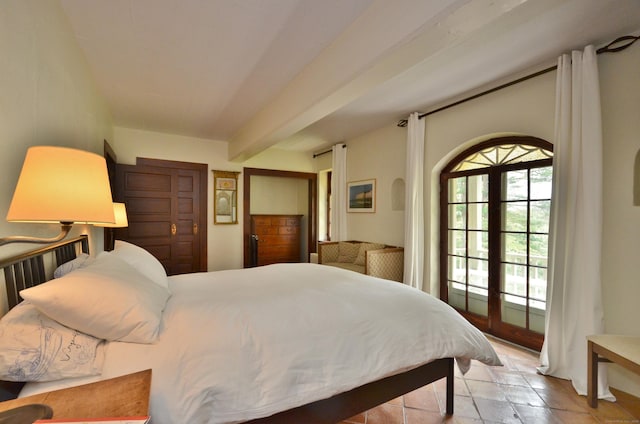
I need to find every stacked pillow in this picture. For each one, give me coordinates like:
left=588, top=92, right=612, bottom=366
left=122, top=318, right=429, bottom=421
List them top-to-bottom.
left=0, top=241, right=170, bottom=382
left=0, top=302, right=105, bottom=382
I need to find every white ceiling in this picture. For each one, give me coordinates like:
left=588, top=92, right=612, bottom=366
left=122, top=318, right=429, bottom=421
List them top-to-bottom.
left=59, top=0, right=640, bottom=160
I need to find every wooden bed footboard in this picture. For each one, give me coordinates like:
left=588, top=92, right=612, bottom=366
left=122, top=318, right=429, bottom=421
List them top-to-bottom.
left=245, top=357, right=454, bottom=424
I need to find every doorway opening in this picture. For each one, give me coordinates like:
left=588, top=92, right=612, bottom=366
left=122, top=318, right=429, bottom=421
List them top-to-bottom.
left=242, top=168, right=317, bottom=268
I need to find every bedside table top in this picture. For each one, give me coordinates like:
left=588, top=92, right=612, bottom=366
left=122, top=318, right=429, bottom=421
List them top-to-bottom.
left=0, top=369, right=151, bottom=419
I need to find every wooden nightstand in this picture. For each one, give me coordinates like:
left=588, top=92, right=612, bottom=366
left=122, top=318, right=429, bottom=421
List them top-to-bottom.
left=0, top=369, right=151, bottom=418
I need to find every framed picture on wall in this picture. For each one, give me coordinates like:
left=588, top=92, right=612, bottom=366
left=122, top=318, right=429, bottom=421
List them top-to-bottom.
left=213, top=170, right=240, bottom=224
left=347, top=179, right=376, bottom=213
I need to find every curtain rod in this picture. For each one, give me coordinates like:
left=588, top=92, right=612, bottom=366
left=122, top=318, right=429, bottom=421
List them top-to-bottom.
left=396, top=34, right=639, bottom=127
left=313, top=143, right=346, bottom=158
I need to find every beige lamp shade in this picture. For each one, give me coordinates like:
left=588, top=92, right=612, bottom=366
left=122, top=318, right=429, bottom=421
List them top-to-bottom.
left=6, top=146, right=115, bottom=225
left=96, top=202, right=128, bottom=228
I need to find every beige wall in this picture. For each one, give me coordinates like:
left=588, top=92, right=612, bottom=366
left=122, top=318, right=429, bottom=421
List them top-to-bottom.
left=0, top=0, right=113, bottom=313
left=599, top=45, right=640, bottom=396
left=344, top=124, right=407, bottom=247
left=244, top=147, right=315, bottom=173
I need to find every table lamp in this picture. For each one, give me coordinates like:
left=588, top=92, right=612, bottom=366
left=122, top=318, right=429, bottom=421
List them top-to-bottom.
left=95, top=202, right=129, bottom=250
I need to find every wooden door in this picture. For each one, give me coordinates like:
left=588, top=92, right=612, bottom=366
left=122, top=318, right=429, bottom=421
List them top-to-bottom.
left=115, top=159, right=207, bottom=275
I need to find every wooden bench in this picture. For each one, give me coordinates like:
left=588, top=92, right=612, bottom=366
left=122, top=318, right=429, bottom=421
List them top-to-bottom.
left=587, top=334, right=640, bottom=408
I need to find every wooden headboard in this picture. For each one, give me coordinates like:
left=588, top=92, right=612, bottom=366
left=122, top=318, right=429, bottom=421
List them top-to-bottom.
left=0, top=235, right=89, bottom=310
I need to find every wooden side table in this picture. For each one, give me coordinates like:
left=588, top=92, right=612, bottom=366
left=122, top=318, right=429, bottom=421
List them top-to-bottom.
left=587, top=335, right=640, bottom=408
left=0, top=369, right=151, bottom=418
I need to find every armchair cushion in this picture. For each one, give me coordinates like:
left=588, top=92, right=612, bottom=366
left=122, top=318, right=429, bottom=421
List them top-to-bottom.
left=337, top=242, right=360, bottom=263
left=354, top=243, right=385, bottom=266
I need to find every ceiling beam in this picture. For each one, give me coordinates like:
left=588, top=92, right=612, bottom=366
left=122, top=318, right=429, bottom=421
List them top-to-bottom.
left=228, top=0, right=545, bottom=161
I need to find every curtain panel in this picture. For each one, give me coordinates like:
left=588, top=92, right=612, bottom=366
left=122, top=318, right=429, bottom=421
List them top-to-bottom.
left=538, top=45, right=613, bottom=401
left=403, top=112, right=425, bottom=289
left=331, top=143, right=348, bottom=241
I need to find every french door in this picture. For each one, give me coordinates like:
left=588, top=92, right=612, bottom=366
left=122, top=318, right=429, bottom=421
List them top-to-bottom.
left=439, top=137, right=553, bottom=351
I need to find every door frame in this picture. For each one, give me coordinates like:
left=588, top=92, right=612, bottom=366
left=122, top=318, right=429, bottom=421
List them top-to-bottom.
left=242, top=167, right=317, bottom=268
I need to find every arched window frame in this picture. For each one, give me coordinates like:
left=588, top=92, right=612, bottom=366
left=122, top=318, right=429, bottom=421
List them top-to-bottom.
left=439, top=135, right=553, bottom=351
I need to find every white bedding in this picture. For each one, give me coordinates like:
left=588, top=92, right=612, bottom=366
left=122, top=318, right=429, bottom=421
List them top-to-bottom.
left=21, top=263, right=501, bottom=423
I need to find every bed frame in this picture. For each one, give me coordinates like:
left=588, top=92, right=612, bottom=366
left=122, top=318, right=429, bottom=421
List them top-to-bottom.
left=0, top=235, right=89, bottom=401
left=0, top=236, right=455, bottom=423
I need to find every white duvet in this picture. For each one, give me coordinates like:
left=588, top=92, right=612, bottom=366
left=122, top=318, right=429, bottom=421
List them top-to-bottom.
left=22, top=263, right=501, bottom=423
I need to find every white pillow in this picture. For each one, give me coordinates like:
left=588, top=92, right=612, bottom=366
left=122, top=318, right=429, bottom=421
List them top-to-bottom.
left=112, top=240, right=169, bottom=290
left=20, top=253, right=171, bottom=344
left=53, top=253, right=93, bottom=278
left=0, top=302, right=104, bottom=382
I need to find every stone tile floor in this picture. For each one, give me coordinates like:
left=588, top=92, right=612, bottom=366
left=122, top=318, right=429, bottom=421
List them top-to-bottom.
left=340, top=336, right=640, bottom=423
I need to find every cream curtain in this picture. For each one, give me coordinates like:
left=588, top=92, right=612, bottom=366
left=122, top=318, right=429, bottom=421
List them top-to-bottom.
left=538, top=45, right=613, bottom=401
left=403, top=113, right=425, bottom=289
left=330, top=143, right=348, bottom=241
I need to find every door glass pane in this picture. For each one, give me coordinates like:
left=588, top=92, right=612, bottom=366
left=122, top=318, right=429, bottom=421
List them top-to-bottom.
left=530, top=167, right=553, bottom=200
left=503, top=170, right=528, bottom=201
left=468, top=174, right=488, bottom=202
left=449, top=177, right=466, bottom=202
left=530, top=200, right=550, bottom=233
left=503, top=202, right=528, bottom=232
left=468, top=203, right=487, bottom=230
left=449, top=204, right=466, bottom=229
left=448, top=230, right=466, bottom=255
left=469, top=230, right=488, bottom=259
left=502, top=232, right=527, bottom=263
left=529, top=234, right=548, bottom=267
left=448, top=256, right=466, bottom=283
left=468, top=258, right=488, bottom=289
left=501, top=263, right=527, bottom=296
left=529, top=266, right=547, bottom=302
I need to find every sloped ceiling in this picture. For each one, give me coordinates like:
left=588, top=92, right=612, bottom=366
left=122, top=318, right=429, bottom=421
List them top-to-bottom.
left=59, top=0, right=640, bottom=160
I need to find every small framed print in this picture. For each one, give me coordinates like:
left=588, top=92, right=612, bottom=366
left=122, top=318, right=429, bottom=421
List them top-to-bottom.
left=213, top=170, right=240, bottom=224
left=347, top=179, right=375, bottom=213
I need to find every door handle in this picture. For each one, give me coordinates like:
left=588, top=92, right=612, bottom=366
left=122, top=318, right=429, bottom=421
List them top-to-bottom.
left=171, top=223, right=177, bottom=236
left=193, top=223, right=198, bottom=235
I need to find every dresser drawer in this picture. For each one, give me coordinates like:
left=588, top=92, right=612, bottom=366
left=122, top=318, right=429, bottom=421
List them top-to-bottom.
left=251, top=214, right=303, bottom=266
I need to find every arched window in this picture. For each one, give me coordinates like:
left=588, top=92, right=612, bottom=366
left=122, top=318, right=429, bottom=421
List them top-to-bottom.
left=440, top=136, right=553, bottom=351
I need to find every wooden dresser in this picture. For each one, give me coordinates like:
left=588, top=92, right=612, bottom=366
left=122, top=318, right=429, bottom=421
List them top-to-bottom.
left=251, top=214, right=302, bottom=266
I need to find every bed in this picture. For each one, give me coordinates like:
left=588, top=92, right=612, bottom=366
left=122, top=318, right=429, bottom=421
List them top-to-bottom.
left=0, top=236, right=501, bottom=423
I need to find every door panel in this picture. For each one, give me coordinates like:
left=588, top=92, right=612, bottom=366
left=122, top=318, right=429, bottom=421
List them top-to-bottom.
left=115, top=162, right=206, bottom=275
